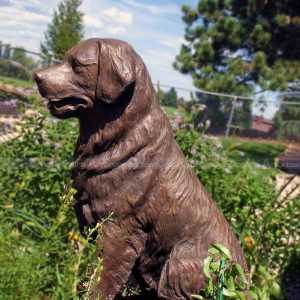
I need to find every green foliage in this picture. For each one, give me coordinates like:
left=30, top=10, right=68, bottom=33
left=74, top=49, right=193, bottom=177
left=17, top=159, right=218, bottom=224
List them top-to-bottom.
left=40, top=0, right=84, bottom=64
left=175, top=0, right=300, bottom=93
left=0, top=41, right=37, bottom=80
left=11, top=47, right=37, bottom=71
left=0, top=58, right=32, bottom=81
left=0, top=75, right=35, bottom=88
left=156, top=82, right=165, bottom=105
left=274, top=83, right=300, bottom=142
left=161, top=87, right=178, bottom=108
left=0, top=91, right=298, bottom=298
left=192, top=94, right=252, bottom=133
left=0, top=112, right=77, bottom=220
left=174, top=127, right=299, bottom=298
left=221, top=138, right=286, bottom=166
left=0, top=186, right=98, bottom=299
left=193, top=244, right=248, bottom=299
left=248, top=265, right=282, bottom=300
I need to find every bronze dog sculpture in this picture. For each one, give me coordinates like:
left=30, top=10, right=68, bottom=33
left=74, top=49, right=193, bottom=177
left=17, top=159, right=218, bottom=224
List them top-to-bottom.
left=34, top=38, right=248, bottom=300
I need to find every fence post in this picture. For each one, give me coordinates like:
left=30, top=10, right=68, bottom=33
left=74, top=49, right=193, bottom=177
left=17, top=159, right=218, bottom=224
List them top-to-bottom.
left=225, top=96, right=237, bottom=136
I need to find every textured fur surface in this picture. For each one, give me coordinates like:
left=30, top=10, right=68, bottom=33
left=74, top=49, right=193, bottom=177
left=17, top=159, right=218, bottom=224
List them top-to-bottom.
left=35, top=38, right=248, bottom=300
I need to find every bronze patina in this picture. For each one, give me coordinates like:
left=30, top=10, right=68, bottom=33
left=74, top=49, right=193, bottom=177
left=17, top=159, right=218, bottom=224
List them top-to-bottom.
left=35, top=38, right=247, bottom=300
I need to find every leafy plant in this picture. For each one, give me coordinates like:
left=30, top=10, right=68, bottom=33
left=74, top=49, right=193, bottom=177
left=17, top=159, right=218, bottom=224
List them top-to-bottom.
left=0, top=93, right=298, bottom=298
left=174, top=126, right=299, bottom=298
left=192, top=243, right=248, bottom=300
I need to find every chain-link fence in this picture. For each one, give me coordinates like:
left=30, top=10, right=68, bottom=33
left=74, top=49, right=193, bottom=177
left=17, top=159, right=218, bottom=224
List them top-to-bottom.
left=157, top=86, right=300, bottom=144
left=158, top=86, right=300, bottom=174
left=189, top=92, right=300, bottom=143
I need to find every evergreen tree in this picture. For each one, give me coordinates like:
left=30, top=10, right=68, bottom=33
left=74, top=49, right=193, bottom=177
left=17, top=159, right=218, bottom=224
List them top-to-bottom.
left=41, top=0, right=84, bottom=65
left=174, top=0, right=300, bottom=132
left=175, top=0, right=300, bottom=93
left=156, top=81, right=165, bottom=105
left=274, top=83, right=300, bottom=142
left=162, top=87, right=178, bottom=108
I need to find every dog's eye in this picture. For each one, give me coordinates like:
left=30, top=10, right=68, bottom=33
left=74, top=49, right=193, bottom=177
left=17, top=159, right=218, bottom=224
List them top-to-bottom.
left=71, top=60, right=82, bottom=73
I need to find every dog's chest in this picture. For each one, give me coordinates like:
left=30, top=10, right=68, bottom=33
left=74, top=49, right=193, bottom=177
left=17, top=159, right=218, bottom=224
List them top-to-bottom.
left=72, top=165, right=154, bottom=219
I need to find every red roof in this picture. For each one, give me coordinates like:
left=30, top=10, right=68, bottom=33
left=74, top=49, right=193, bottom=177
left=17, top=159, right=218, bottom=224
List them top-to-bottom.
left=251, top=116, right=274, bottom=133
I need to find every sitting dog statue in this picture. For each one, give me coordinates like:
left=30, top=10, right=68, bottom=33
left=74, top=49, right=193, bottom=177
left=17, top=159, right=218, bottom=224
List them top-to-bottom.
left=34, top=38, right=248, bottom=300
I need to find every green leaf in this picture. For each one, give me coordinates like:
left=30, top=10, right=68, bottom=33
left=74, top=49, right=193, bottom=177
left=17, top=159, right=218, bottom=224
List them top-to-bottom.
left=211, top=243, right=232, bottom=260
left=208, top=247, right=220, bottom=255
left=203, top=256, right=213, bottom=279
left=210, top=261, right=221, bottom=272
left=55, top=263, right=62, bottom=286
left=234, top=263, right=248, bottom=284
left=257, top=265, right=272, bottom=280
left=225, top=276, right=235, bottom=291
left=207, top=278, right=213, bottom=293
left=270, top=281, right=281, bottom=297
left=223, top=287, right=237, bottom=297
left=249, top=287, right=260, bottom=300
left=235, top=291, right=247, bottom=300
left=192, top=295, right=204, bottom=299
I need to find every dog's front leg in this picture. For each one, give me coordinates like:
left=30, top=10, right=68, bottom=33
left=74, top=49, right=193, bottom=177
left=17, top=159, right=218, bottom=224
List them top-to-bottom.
left=89, top=221, right=146, bottom=300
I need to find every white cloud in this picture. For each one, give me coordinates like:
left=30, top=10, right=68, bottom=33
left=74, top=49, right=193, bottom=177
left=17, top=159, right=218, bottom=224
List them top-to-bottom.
left=0, top=0, right=196, bottom=99
left=122, top=0, right=180, bottom=16
left=0, top=4, right=51, bottom=51
left=0, top=6, right=49, bottom=24
left=102, top=7, right=133, bottom=25
left=84, top=14, right=103, bottom=29
left=107, top=26, right=126, bottom=35
left=160, top=37, right=185, bottom=51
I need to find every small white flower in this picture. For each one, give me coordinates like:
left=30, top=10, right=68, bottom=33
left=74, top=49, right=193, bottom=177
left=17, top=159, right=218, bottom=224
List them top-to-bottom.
left=49, top=118, right=58, bottom=124
left=205, top=120, right=211, bottom=128
left=215, top=141, right=222, bottom=148
left=54, top=142, right=61, bottom=149
left=190, top=147, right=197, bottom=155
left=238, top=151, right=245, bottom=157
left=212, top=152, right=221, bottom=160
left=48, top=160, right=56, bottom=167
left=224, top=168, right=231, bottom=174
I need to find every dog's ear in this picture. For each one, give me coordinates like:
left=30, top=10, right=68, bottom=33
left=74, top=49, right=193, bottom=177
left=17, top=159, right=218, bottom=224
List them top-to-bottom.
left=96, top=41, right=136, bottom=104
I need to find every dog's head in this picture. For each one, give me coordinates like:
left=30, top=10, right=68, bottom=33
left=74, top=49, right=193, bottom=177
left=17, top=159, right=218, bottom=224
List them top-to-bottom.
left=34, top=38, right=139, bottom=119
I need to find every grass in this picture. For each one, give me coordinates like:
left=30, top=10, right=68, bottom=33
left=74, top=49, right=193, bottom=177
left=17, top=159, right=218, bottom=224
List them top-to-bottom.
left=0, top=75, right=35, bottom=88
left=161, top=105, right=189, bottom=120
left=221, top=137, right=286, bottom=165
left=221, top=137, right=287, bottom=178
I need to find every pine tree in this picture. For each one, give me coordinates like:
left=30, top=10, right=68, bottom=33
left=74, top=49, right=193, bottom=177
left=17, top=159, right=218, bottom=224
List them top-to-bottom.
left=40, top=0, right=84, bottom=65
left=174, top=0, right=300, bottom=132
left=175, top=0, right=300, bottom=93
left=156, top=81, right=165, bottom=105
left=274, top=83, right=300, bottom=142
left=162, top=87, right=178, bottom=108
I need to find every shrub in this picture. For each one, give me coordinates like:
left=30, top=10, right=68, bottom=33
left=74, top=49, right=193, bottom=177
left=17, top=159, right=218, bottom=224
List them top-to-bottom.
left=0, top=58, right=32, bottom=81
left=0, top=97, right=298, bottom=298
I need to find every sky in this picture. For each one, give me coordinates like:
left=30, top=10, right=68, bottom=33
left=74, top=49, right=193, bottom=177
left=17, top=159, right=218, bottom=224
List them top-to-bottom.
left=0, top=0, right=279, bottom=118
left=0, top=0, right=198, bottom=97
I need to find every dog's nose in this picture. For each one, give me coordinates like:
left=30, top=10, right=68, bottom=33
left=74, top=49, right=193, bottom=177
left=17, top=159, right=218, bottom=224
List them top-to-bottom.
left=34, top=69, right=45, bottom=84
